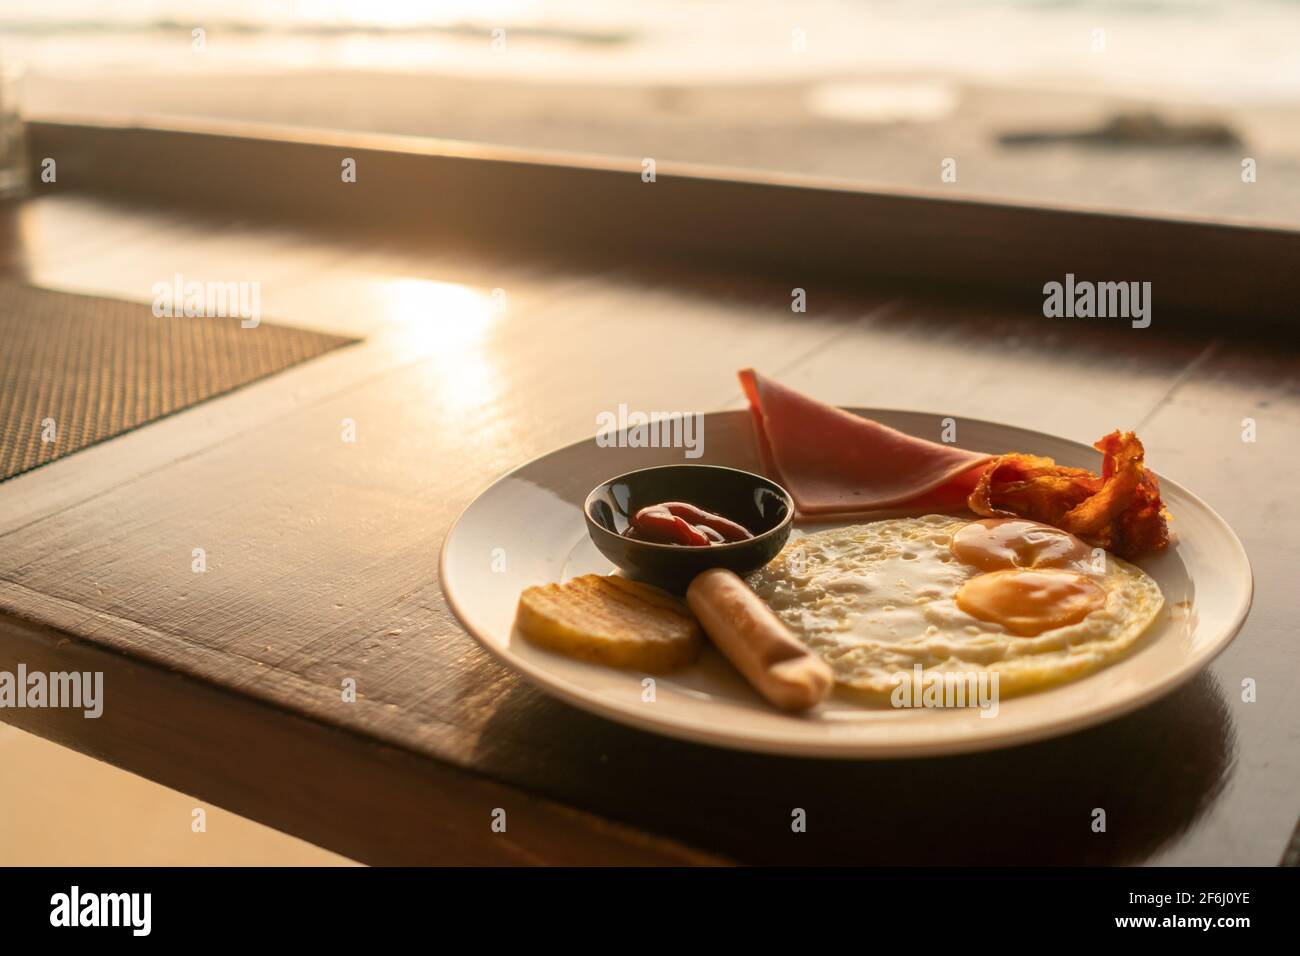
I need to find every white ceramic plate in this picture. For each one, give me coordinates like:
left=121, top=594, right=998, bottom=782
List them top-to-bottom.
left=440, top=410, right=1252, bottom=758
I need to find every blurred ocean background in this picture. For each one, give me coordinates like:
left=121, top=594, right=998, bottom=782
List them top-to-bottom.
left=3, top=0, right=1297, bottom=222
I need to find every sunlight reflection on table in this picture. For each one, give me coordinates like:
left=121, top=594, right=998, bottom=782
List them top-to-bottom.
left=381, top=276, right=503, bottom=414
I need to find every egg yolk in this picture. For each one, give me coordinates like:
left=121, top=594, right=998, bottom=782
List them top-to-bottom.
left=950, top=518, right=1092, bottom=572
left=955, top=568, right=1106, bottom=636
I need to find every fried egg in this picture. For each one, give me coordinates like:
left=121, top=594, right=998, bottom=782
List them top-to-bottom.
left=747, top=515, right=1163, bottom=698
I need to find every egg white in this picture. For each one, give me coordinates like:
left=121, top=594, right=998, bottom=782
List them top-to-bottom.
left=747, top=514, right=1164, bottom=698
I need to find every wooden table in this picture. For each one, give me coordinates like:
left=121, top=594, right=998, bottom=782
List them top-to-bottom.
left=2, top=127, right=1297, bottom=865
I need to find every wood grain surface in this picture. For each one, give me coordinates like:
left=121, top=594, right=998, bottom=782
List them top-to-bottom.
left=29, top=118, right=1300, bottom=330
left=1, top=190, right=1296, bottom=866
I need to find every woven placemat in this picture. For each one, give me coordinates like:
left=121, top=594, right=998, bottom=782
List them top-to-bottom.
left=0, top=282, right=356, bottom=481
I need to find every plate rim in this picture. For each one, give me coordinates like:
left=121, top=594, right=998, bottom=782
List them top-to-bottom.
left=439, top=407, right=1254, bottom=759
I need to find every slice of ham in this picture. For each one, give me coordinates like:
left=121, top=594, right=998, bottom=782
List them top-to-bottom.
left=738, top=368, right=994, bottom=515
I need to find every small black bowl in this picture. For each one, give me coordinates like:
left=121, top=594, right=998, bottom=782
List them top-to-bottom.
left=584, top=464, right=794, bottom=591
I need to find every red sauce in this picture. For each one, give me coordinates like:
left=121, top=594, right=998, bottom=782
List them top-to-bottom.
left=623, top=501, right=754, bottom=547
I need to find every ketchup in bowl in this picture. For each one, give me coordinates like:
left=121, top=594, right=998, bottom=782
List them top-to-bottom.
left=624, top=502, right=754, bottom=547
